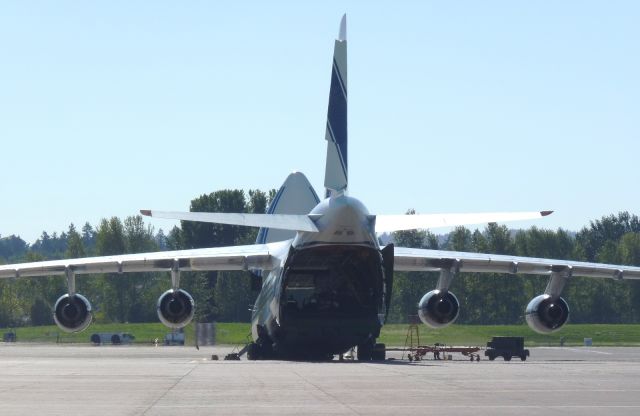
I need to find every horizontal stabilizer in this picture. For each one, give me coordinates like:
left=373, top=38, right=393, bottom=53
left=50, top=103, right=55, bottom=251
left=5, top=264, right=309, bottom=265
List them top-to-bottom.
left=141, top=210, right=319, bottom=232
left=375, top=211, right=553, bottom=233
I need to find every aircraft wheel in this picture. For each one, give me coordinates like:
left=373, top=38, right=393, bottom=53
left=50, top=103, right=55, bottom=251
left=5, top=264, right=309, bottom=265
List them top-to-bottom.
left=357, top=342, right=373, bottom=361
left=246, top=343, right=260, bottom=360
left=372, top=343, right=386, bottom=361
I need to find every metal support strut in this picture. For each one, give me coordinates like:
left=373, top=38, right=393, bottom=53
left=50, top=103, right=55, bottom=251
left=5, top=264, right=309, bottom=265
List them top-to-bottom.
left=171, top=259, right=181, bottom=291
left=436, top=259, right=460, bottom=292
left=65, top=266, right=76, bottom=296
left=545, top=266, right=572, bottom=299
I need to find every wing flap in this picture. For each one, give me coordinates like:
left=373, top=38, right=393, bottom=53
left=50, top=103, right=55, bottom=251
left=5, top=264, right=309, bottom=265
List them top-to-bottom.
left=0, top=243, right=284, bottom=279
left=394, top=247, right=640, bottom=280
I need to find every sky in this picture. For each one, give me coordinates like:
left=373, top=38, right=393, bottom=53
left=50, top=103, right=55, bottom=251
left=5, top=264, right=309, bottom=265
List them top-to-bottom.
left=1, top=1, right=639, bottom=244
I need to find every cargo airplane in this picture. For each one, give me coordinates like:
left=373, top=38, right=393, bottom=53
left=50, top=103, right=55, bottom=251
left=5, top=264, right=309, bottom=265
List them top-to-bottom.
left=2, top=16, right=639, bottom=360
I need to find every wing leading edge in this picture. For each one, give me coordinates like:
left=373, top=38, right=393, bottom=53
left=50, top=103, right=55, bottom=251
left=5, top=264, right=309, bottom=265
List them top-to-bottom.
left=375, top=211, right=553, bottom=233
left=0, top=241, right=288, bottom=279
left=394, top=246, right=640, bottom=280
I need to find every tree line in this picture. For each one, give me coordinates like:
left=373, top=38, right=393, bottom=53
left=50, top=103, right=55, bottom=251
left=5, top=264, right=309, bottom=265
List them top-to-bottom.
left=0, top=189, right=273, bottom=327
left=1, top=190, right=639, bottom=328
left=388, top=211, right=640, bottom=324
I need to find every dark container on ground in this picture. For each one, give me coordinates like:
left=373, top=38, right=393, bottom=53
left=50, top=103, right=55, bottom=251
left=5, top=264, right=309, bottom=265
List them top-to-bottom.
left=485, top=336, right=530, bottom=361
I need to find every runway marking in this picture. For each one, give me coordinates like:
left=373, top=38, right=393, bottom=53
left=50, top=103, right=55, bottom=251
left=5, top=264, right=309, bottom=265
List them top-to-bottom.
left=538, top=347, right=613, bottom=355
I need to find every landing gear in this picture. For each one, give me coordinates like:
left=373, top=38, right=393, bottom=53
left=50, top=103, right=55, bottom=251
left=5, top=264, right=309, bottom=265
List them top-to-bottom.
left=246, top=340, right=273, bottom=360
left=357, top=341, right=386, bottom=361
left=357, top=341, right=372, bottom=361
left=246, top=342, right=260, bottom=360
left=372, top=343, right=386, bottom=361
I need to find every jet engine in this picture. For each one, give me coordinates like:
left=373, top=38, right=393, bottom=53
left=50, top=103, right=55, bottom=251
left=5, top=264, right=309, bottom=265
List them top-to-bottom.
left=157, top=289, right=195, bottom=329
left=418, top=290, right=460, bottom=328
left=53, top=293, right=93, bottom=333
left=525, top=294, right=569, bottom=334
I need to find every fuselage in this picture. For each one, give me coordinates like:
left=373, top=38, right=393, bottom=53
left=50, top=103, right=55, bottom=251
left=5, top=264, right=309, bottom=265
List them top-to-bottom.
left=251, top=194, right=391, bottom=359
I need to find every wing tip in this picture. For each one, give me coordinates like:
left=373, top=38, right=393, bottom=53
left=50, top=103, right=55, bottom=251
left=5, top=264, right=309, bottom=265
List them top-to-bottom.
left=338, top=14, right=346, bottom=41
left=140, top=210, right=152, bottom=217
left=541, top=210, right=554, bottom=217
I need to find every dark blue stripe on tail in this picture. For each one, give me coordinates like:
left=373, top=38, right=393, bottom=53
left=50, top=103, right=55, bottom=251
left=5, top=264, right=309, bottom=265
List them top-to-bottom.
left=327, top=60, right=347, bottom=175
left=255, top=185, right=286, bottom=244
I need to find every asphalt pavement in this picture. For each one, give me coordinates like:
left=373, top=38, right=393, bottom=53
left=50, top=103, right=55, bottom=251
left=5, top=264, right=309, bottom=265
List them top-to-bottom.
left=1, top=343, right=639, bottom=415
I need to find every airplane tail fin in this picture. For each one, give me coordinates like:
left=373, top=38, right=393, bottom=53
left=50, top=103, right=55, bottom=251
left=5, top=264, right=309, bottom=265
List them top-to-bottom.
left=324, top=14, right=348, bottom=197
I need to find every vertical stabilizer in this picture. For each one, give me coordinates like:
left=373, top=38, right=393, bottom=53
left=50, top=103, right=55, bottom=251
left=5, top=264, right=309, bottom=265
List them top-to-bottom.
left=324, top=14, right=348, bottom=197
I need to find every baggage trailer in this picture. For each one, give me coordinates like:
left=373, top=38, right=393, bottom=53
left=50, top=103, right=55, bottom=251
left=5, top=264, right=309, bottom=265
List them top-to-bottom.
left=484, top=336, right=529, bottom=361
left=390, top=344, right=482, bottom=361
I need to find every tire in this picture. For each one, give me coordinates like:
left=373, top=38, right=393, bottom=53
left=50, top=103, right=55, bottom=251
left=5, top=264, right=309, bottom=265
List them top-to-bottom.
left=357, top=342, right=373, bottom=361
left=246, top=343, right=260, bottom=361
left=372, top=343, right=386, bottom=361
left=520, top=354, right=527, bottom=361
left=503, top=355, right=512, bottom=361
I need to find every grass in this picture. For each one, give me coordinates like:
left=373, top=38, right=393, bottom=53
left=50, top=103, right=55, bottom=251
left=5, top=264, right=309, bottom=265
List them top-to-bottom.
left=4, top=322, right=640, bottom=347
left=5, top=322, right=252, bottom=346
left=378, top=323, right=640, bottom=347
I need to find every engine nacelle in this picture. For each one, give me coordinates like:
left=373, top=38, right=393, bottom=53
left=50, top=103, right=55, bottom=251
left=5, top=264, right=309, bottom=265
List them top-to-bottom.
left=157, top=289, right=195, bottom=329
left=418, top=290, right=460, bottom=328
left=53, top=293, right=93, bottom=333
left=525, top=294, right=569, bottom=334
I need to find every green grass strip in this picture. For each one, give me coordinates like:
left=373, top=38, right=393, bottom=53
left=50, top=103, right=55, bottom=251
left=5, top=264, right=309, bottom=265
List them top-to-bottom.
left=4, top=323, right=640, bottom=347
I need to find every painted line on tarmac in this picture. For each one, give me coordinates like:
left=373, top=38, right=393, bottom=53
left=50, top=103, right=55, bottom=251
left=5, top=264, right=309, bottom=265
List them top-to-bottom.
left=538, top=347, right=612, bottom=355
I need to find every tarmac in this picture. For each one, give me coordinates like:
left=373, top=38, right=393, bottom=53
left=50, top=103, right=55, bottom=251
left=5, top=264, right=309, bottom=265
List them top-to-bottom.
left=1, top=343, right=640, bottom=415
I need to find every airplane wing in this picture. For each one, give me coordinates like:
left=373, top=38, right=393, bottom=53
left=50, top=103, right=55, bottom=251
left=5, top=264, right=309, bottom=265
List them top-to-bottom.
left=141, top=210, right=319, bottom=232
left=375, top=211, right=552, bottom=233
left=0, top=241, right=287, bottom=279
left=394, top=246, right=640, bottom=279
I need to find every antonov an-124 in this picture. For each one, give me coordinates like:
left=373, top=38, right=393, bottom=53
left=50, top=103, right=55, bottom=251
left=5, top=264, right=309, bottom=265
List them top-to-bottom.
left=2, top=15, right=639, bottom=360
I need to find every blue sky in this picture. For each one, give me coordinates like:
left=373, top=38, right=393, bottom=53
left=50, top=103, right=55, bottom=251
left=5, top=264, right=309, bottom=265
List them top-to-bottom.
left=1, top=1, right=639, bottom=243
